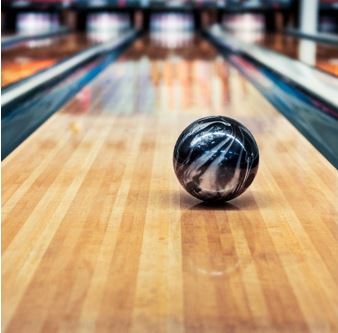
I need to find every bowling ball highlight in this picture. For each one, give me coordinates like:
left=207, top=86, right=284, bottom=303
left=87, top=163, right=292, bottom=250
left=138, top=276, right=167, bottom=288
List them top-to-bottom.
left=173, top=116, right=259, bottom=202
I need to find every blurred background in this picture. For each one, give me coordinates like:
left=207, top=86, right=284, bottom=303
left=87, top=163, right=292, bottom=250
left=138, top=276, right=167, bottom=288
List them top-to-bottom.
left=2, top=0, right=338, bottom=36
left=2, top=0, right=338, bottom=161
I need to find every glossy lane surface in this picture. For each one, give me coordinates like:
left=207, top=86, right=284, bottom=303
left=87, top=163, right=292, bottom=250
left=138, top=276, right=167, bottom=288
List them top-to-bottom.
left=1, top=33, right=100, bottom=88
left=2, top=34, right=338, bottom=333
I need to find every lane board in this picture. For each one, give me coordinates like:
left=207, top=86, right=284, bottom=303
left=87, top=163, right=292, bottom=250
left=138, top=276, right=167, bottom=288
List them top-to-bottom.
left=2, top=35, right=338, bottom=333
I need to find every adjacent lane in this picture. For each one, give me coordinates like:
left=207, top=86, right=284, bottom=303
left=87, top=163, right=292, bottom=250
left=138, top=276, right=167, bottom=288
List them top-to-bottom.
left=1, top=33, right=102, bottom=88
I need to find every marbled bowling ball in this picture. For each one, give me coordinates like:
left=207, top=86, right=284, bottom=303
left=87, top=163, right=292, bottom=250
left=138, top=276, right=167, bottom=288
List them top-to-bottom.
left=173, top=116, right=259, bottom=202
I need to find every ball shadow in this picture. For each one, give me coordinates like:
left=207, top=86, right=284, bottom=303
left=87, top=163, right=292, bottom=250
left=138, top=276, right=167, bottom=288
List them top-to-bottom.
left=179, top=191, right=259, bottom=211
left=190, top=201, right=239, bottom=211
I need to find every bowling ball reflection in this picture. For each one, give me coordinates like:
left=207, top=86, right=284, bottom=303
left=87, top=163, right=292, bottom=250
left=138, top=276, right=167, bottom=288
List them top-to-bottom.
left=173, top=116, right=259, bottom=202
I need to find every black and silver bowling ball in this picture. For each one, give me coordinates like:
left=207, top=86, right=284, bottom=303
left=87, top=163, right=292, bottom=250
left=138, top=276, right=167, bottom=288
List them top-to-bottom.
left=173, top=116, right=259, bottom=202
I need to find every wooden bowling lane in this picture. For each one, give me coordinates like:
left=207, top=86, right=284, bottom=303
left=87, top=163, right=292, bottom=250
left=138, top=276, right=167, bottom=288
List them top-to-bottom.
left=235, top=32, right=338, bottom=77
left=1, top=33, right=97, bottom=88
left=2, top=34, right=338, bottom=333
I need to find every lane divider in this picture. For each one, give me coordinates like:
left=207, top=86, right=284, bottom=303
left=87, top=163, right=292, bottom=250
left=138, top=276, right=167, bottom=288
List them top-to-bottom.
left=1, top=30, right=138, bottom=108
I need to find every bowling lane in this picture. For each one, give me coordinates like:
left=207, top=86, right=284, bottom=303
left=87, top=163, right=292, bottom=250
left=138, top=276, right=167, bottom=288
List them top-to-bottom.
left=238, top=32, right=338, bottom=77
left=1, top=33, right=99, bottom=88
left=2, top=34, right=338, bottom=333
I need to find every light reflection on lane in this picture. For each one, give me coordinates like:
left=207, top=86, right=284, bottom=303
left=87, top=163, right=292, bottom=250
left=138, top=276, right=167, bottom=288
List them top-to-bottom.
left=63, top=35, right=254, bottom=140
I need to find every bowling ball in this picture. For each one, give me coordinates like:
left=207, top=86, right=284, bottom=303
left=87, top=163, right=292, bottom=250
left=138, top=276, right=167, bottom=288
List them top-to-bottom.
left=173, top=116, right=259, bottom=202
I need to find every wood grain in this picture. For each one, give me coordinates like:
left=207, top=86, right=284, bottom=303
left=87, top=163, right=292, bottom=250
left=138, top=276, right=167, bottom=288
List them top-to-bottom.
left=2, top=35, right=338, bottom=333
